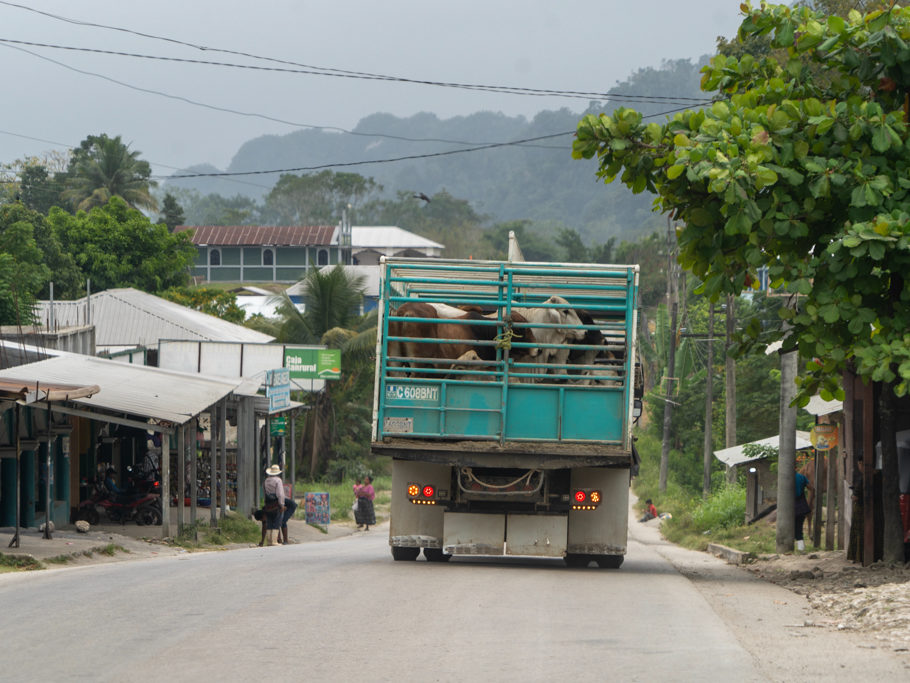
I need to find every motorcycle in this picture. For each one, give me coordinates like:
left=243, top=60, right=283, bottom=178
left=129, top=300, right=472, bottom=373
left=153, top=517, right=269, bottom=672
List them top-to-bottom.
left=76, top=468, right=162, bottom=526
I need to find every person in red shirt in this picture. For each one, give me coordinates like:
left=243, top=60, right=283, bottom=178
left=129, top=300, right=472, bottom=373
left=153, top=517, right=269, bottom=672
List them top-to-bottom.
left=639, top=498, right=658, bottom=522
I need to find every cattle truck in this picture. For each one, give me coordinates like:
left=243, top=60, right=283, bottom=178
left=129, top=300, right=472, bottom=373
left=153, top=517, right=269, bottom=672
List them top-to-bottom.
left=371, top=256, right=641, bottom=567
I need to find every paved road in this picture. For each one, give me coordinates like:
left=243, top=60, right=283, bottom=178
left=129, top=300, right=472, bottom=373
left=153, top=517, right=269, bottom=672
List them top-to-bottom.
left=1, top=522, right=907, bottom=682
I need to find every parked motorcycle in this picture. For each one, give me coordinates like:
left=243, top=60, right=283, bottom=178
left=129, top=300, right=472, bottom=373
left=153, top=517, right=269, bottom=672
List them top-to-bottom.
left=76, top=468, right=162, bottom=526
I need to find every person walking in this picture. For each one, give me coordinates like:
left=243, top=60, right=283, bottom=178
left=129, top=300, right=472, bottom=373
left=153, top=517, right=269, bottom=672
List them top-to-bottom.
left=795, top=468, right=813, bottom=552
left=353, top=476, right=376, bottom=531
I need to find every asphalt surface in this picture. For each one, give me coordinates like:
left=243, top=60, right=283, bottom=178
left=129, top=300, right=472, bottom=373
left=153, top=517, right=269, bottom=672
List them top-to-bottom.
left=1, top=504, right=909, bottom=682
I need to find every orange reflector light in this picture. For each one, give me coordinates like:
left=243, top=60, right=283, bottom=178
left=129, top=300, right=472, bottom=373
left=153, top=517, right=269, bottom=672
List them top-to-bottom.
left=407, top=484, right=420, bottom=497
left=423, top=485, right=435, bottom=498
left=574, top=490, right=586, bottom=503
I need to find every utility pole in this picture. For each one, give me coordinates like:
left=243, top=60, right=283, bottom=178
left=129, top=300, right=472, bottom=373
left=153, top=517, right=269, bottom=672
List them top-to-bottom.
left=659, top=217, right=678, bottom=493
left=703, top=303, right=715, bottom=497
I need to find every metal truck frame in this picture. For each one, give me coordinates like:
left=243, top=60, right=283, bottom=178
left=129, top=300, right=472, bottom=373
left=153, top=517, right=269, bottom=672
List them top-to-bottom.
left=371, top=257, right=640, bottom=568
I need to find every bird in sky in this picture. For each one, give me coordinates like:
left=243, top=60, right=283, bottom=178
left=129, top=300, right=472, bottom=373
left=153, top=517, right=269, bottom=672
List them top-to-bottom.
left=413, top=192, right=431, bottom=203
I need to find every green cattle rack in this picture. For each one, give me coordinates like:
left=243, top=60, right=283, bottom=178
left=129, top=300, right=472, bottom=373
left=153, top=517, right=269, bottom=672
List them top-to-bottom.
left=372, top=258, right=640, bottom=449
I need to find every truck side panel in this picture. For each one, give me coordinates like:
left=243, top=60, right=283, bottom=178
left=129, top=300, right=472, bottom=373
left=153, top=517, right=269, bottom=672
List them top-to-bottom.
left=389, top=460, right=446, bottom=549
left=568, top=468, right=630, bottom=555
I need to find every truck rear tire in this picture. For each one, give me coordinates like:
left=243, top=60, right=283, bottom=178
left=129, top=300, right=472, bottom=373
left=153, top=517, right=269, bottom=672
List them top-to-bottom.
left=391, top=546, right=420, bottom=561
left=423, top=548, right=452, bottom=562
left=564, top=553, right=592, bottom=568
left=595, top=554, right=624, bottom=569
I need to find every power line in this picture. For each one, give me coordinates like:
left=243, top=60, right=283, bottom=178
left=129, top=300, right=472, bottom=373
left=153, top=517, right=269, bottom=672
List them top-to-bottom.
left=0, top=1, right=713, bottom=105
left=0, top=35, right=713, bottom=106
left=0, top=42, right=569, bottom=152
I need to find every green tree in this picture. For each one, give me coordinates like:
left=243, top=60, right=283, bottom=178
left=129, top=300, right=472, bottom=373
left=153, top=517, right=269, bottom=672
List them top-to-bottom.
left=574, top=2, right=910, bottom=561
left=62, top=134, right=157, bottom=213
left=262, top=171, right=380, bottom=225
left=156, top=193, right=186, bottom=232
left=48, top=197, right=195, bottom=292
left=0, top=203, right=82, bottom=300
left=0, top=205, right=51, bottom=324
left=272, top=265, right=373, bottom=478
left=160, top=286, right=246, bottom=323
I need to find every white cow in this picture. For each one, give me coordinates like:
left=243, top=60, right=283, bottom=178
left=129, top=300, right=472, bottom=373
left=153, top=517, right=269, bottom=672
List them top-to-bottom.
left=512, top=295, right=585, bottom=377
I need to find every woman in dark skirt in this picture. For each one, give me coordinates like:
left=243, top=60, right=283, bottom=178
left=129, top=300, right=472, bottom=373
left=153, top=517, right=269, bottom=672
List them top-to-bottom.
left=353, top=475, right=376, bottom=531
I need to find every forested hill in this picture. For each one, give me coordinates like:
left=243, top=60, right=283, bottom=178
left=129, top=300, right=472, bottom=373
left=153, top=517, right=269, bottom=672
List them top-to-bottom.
left=166, top=57, right=710, bottom=243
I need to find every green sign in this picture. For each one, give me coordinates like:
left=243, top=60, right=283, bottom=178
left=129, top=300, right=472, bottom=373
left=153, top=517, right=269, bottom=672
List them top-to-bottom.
left=285, top=347, right=342, bottom=380
left=270, top=416, right=287, bottom=436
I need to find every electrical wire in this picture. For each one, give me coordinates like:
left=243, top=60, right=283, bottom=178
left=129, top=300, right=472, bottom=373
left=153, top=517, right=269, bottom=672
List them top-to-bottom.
left=0, top=1, right=713, bottom=105
left=0, top=36, right=709, bottom=105
left=0, top=42, right=568, bottom=152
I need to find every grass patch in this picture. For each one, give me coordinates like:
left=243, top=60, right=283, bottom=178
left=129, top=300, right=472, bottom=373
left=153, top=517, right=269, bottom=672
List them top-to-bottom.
left=294, top=475, right=391, bottom=523
left=171, top=511, right=261, bottom=548
left=96, top=543, right=126, bottom=557
left=0, top=553, right=43, bottom=572
left=45, top=554, right=74, bottom=565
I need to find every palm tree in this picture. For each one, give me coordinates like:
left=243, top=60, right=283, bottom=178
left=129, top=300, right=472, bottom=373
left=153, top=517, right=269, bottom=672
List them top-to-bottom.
left=62, top=135, right=157, bottom=212
left=273, top=265, right=373, bottom=477
left=275, top=265, right=367, bottom=343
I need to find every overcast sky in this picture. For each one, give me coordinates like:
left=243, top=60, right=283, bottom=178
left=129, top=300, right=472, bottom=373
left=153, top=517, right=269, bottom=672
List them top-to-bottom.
left=1, top=1, right=746, bottom=179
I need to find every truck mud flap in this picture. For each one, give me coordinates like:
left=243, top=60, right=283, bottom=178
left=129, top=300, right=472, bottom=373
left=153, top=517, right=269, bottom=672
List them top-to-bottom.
left=443, top=512, right=505, bottom=556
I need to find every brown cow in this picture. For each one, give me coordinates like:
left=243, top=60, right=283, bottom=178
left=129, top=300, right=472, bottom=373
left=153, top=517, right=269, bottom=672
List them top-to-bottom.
left=386, top=302, right=537, bottom=378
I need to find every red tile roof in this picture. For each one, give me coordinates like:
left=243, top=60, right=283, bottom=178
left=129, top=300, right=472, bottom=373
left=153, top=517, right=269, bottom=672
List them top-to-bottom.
left=176, top=225, right=336, bottom=246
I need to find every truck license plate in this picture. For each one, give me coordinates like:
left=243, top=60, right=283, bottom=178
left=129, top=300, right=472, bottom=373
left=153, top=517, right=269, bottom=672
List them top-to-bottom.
left=384, top=417, right=414, bottom=433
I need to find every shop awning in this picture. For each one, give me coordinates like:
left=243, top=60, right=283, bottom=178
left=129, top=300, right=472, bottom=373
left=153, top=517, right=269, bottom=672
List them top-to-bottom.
left=0, top=355, right=239, bottom=425
left=0, top=378, right=100, bottom=404
left=714, top=431, right=812, bottom=468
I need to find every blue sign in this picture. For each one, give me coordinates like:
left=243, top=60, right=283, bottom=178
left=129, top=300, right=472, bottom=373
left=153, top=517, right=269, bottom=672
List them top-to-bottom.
left=304, top=492, right=330, bottom=526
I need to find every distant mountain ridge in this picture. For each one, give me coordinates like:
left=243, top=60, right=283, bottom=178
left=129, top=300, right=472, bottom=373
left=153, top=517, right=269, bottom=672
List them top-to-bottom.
left=165, top=57, right=709, bottom=244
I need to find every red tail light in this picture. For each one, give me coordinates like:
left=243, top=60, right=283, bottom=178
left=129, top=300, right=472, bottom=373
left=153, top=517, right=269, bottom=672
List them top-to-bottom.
left=422, top=485, right=435, bottom=499
left=574, top=490, right=587, bottom=503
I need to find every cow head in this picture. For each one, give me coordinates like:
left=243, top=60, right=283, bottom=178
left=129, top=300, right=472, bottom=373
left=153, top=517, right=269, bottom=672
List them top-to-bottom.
left=544, top=296, right=585, bottom=340
left=508, top=312, right=539, bottom=357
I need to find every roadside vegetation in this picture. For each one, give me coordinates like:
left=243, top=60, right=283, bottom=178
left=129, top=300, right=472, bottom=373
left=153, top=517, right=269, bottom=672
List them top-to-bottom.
left=634, top=433, right=790, bottom=557
left=293, top=474, right=391, bottom=523
left=171, top=511, right=261, bottom=549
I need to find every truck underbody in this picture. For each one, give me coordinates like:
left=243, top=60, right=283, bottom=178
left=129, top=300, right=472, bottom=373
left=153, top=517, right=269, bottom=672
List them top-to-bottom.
left=376, top=441, right=633, bottom=568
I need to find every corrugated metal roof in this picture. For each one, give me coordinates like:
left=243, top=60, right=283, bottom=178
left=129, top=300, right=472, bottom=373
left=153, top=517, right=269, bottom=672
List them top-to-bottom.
left=177, top=225, right=337, bottom=246
left=352, top=226, right=444, bottom=250
left=34, top=289, right=274, bottom=347
left=0, top=355, right=239, bottom=424
left=803, top=394, right=843, bottom=416
left=714, top=431, right=812, bottom=467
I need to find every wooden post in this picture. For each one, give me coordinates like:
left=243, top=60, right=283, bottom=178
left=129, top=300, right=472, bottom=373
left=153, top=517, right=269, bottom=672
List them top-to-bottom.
left=220, top=399, right=227, bottom=518
left=210, top=408, right=217, bottom=527
left=177, top=424, right=185, bottom=533
left=160, top=431, right=171, bottom=538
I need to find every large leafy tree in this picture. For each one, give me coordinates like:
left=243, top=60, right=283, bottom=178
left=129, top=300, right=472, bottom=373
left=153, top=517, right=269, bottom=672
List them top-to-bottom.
left=574, top=2, right=910, bottom=561
left=62, top=134, right=157, bottom=213
left=262, top=171, right=380, bottom=225
left=48, top=197, right=195, bottom=292
left=0, top=205, right=50, bottom=324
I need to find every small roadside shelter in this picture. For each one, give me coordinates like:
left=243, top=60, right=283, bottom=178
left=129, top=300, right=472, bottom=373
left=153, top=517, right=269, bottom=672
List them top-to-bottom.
left=714, top=431, right=813, bottom=521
